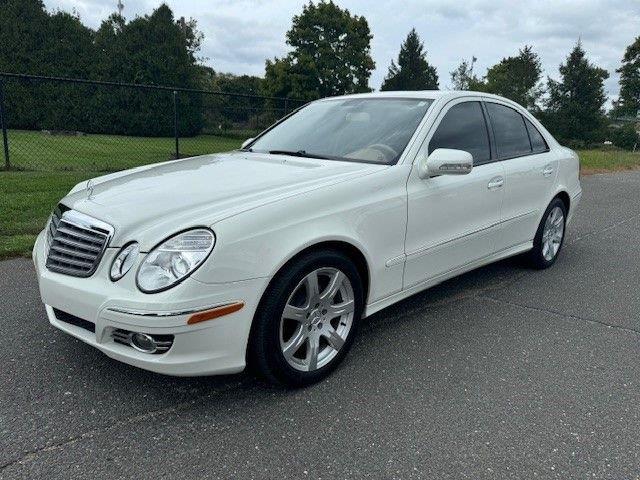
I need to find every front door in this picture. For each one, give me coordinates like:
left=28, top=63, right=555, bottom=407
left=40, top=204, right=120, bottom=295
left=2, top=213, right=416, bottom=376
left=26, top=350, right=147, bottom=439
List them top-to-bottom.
left=404, top=99, right=504, bottom=289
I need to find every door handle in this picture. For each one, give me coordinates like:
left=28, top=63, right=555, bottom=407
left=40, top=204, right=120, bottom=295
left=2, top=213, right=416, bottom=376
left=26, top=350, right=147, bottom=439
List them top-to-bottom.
left=542, top=165, right=554, bottom=177
left=487, top=176, right=504, bottom=190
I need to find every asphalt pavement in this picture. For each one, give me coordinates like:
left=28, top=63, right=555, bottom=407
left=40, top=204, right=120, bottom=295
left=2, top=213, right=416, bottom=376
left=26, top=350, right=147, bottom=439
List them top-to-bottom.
left=1, top=171, right=640, bottom=479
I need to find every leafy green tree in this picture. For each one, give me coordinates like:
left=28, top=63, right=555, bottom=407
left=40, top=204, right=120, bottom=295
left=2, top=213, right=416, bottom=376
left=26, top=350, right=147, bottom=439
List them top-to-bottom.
left=0, top=0, right=96, bottom=131
left=0, top=0, right=94, bottom=76
left=0, top=1, right=204, bottom=137
left=263, top=1, right=375, bottom=99
left=93, top=5, right=204, bottom=136
left=380, top=28, right=438, bottom=91
left=612, top=36, right=640, bottom=117
left=543, top=41, right=609, bottom=144
left=482, top=46, right=543, bottom=109
left=264, top=54, right=320, bottom=101
left=450, top=57, right=483, bottom=90
left=198, top=70, right=271, bottom=133
left=609, top=124, right=639, bottom=150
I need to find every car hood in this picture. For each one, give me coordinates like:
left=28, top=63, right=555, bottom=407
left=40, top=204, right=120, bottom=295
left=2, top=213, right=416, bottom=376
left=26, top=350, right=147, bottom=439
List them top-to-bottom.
left=62, top=151, right=384, bottom=248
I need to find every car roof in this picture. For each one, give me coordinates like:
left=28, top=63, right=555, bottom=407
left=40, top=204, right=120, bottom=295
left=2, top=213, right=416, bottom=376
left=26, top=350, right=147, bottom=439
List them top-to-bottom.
left=317, top=90, right=518, bottom=105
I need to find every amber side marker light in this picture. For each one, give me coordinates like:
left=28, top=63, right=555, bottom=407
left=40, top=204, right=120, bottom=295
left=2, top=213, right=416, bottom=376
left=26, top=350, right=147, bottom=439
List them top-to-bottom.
left=187, top=302, right=245, bottom=325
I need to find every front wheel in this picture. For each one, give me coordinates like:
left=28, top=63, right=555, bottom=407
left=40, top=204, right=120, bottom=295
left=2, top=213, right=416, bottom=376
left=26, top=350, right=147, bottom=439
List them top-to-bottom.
left=527, top=198, right=567, bottom=269
left=248, top=250, right=363, bottom=387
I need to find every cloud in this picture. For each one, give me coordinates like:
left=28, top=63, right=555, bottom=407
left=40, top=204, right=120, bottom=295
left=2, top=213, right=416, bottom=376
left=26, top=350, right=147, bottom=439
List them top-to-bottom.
left=42, top=0, right=639, bottom=103
left=198, top=13, right=286, bottom=74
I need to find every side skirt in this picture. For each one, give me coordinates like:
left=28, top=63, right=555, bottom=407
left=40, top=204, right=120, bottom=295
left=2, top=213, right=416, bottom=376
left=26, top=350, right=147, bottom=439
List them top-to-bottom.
left=363, top=241, right=532, bottom=318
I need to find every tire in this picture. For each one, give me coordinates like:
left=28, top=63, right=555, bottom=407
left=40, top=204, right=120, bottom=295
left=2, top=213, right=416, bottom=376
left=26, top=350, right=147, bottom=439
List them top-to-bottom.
left=527, top=198, right=567, bottom=269
left=248, top=249, right=364, bottom=387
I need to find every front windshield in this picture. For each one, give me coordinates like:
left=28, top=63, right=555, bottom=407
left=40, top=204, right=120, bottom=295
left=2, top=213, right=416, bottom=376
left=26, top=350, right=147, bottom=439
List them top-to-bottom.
left=247, top=97, right=434, bottom=164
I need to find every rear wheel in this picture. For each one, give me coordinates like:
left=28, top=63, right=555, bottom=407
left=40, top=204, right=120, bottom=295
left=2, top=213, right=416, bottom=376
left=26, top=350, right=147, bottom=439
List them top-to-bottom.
left=527, top=198, right=567, bottom=269
left=248, top=250, right=363, bottom=387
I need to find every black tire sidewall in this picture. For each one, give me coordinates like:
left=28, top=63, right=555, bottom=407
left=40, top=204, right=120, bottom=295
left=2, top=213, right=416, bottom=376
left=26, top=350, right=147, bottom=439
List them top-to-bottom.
left=531, top=198, right=567, bottom=269
left=249, top=250, right=364, bottom=387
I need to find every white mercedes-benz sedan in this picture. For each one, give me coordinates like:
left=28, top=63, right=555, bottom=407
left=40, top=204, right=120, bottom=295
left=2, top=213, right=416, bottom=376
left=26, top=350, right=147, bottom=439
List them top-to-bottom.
left=33, top=91, right=581, bottom=386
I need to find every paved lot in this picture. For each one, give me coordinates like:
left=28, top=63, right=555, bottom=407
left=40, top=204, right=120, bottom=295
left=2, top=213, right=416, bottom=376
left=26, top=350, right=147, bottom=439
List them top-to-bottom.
left=1, top=171, right=640, bottom=479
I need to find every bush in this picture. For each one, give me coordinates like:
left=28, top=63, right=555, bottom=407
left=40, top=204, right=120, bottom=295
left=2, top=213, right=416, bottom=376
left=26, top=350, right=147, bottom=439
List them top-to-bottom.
left=609, top=124, right=640, bottom=151
left=564, top=139, right=587, bottom=150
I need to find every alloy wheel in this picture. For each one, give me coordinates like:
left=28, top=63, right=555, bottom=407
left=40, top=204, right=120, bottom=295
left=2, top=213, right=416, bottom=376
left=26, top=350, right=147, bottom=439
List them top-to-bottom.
left=542, top=206, right=565, bottom=261
left=279, top=267, right=355, bottom=372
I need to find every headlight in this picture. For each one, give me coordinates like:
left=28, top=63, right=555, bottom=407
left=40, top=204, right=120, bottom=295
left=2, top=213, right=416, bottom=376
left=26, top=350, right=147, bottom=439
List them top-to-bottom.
left=136, top=229, right=215, bottom=293
left=110, top=243, right=139, bottom=281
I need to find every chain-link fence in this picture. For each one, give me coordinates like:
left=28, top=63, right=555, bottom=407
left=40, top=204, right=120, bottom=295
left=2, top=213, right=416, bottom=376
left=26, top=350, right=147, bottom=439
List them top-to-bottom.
left=0, top=73, right=305, bottom=173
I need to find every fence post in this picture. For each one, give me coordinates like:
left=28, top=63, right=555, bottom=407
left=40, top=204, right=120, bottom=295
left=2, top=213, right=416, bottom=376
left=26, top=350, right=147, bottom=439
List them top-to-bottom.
left=0, top=78, right=10, bottom=170
left=173, top=90, right=179, bottom=159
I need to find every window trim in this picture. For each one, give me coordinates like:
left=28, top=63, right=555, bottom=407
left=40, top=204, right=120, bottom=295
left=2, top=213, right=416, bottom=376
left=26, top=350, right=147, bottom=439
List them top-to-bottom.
left=482, top=100, right=550, bottom=162
left=479, top=101, right=497, bottom=165
left=523, top=116, right=550, bottom=154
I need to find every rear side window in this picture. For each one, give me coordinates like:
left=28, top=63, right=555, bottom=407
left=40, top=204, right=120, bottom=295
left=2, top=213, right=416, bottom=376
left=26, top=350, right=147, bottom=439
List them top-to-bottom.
left=429, top=102, right=490, bottom=164
left=486, top=103, right=531, bottom=158
left=524, top=118, right=548, bottom=153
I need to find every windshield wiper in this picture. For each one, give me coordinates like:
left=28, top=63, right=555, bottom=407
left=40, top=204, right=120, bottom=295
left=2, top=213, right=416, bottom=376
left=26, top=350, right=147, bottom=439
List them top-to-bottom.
left=268, top=149, right=331, bottom=160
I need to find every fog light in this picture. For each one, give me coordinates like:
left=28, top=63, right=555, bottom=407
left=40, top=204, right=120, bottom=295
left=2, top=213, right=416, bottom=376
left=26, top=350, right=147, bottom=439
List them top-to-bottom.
left=130, top=332, right=157, bottom=353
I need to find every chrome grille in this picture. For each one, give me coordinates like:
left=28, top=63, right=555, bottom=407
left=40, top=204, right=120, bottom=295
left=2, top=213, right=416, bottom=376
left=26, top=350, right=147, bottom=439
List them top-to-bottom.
left=46, top=207, right=114, bottom=277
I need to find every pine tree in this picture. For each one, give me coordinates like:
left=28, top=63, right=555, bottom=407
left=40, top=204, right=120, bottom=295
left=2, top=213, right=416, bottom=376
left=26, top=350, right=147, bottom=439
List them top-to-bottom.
left=380, top=28, right=438, bottom=91
left=612, top=36, right=640, bottom=117
left=543, top=41, right=609, bottom=144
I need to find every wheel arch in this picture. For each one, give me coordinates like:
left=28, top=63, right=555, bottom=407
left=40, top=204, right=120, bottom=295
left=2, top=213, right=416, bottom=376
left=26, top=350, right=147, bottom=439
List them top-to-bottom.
left=553, top=190, right=571, bottom=213
left=246, top=239, right=371, bottom=367
left=260, top=240, right=371, bottom=308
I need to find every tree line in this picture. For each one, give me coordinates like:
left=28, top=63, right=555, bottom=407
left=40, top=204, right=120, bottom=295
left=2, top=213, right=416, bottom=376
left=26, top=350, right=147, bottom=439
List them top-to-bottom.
left=0, top=0, right=204, bottom=136
left=1, top=0, right=638, bottom=148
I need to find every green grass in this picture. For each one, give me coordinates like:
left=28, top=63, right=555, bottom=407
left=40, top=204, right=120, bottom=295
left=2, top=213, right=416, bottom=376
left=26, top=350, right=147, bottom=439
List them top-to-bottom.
left=4, top=129, right=241, bottom=172
left=0, top=130, right=241, bottom=258
left=1, top=137, right=639, bottom=259
left=577, top=149, right=640, bottom=173
left=0, top=171, right=89, bottom=259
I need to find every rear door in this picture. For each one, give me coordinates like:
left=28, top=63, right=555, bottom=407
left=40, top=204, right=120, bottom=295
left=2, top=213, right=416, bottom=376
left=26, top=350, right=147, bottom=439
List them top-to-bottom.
left=404, top=98, right=505, bottom=288
left=484, top=101, right=558, bottom=250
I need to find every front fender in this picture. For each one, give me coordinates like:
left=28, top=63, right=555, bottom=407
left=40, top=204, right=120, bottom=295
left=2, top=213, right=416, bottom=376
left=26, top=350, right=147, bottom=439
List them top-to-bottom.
left=193, top=166, right=410, bottom=305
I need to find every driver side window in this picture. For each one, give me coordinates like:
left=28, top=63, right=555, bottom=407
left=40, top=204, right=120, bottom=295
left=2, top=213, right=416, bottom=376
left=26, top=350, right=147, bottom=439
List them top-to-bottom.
left=429, top=101, right=491, bottom=164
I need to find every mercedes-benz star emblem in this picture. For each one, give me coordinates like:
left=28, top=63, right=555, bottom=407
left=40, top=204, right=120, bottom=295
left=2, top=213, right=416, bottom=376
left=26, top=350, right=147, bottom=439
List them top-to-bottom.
left=86, top=180, right=95, bottom=199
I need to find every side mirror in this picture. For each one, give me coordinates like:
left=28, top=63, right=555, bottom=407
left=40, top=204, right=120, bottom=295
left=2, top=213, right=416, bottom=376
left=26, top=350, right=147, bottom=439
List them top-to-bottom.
left=241, top=138, right=254, bottom=149
left=418, top=148, right=473, bottom=179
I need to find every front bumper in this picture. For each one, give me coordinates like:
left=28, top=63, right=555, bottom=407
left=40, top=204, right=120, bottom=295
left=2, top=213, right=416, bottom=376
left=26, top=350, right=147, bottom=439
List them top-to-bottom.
left=33, top=231, right=268, bottom=376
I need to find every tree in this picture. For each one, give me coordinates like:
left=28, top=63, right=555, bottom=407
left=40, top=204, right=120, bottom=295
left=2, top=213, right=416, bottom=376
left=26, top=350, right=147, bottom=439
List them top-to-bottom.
left=0, top=0, right=97, bottom=131
left=0, top=0, right=94, bottom=76
left=0, top=1, right=204, bottom=137
left=263, top=1, right=375, bottom=100
left=92, top=4, right=204, bottom=136
left=380, top=28, right=438, bottom=91
left=612, top=36, right=640, bottom=117
left=543, top=41, right=609, bottom=144
left=482, top=46, right=543, bottom=110
left=450, top=57, right=482, bottom=90
left=199, top=70, right=270, bottom=132
left=609, top=124, right=639, bottom=150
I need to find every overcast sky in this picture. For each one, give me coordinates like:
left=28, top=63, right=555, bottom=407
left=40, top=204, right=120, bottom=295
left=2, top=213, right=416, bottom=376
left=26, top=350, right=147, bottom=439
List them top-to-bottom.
left=43, top=0, right=639, bottom=104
